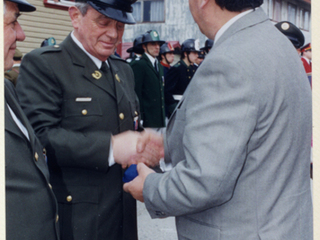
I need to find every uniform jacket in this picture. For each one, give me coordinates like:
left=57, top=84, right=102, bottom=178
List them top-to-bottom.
left=143, top=8, right=313, bottom=240
left=16, top=34, right=140, bottom=240
left=130, top=53, right=166, bottom=128
left=301, top=57, right=311, bottom=74
left=164, top=60, right=195, bottom=117
left=5, top=79, right=59, bottom=240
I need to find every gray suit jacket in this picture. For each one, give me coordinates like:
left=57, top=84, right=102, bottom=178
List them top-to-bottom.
left=143, top=8, right=313, bottom=240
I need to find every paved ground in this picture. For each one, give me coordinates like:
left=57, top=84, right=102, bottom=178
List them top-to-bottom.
left=137, top=201, right=178, bottom=240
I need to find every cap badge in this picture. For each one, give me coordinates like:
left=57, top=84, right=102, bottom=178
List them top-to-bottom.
left=281, top=22, right=290, bottom=31
left=153, top=31, right=158, bottom=37
left=92, top=70, right=102, bottom=79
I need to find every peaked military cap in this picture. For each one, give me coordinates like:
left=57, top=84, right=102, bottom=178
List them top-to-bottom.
left=7, top=0, right=36, bottom=12
left=76, top=0, right=137, bottom=24
left=275, top=21, right=304, bottom=49
left=301, top=43, right=311, bottom=52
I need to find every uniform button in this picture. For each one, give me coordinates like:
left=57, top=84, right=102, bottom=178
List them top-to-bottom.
left=187, top=69, right=189, bottom=72
left=189, top=76, right=191, bottom=79
left=82, top=109, right=88, bottom=115
left=134, top=111, right=138, bottom=116
left=119, top=113, right=124, bottom=120
left=43, top=148, right=46, bottom=155
left=34, top=152, right=39, bottom=161
left=48, top=183, right=52, bottom=189
left=66, top=195, right=72, bottom=202
left=56, top=215, right=59, bottom=223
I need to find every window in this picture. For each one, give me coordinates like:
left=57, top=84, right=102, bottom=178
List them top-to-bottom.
left=132, top=0, right=165, bottom=23
left=273, top=0, right=281, bottom=22
left=287, top=3, right=296, bottom=24
left=303, top=10, right=310, bottom=31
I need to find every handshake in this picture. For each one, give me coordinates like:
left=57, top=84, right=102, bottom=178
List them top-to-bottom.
left=112, top=129, right=164, bottom=169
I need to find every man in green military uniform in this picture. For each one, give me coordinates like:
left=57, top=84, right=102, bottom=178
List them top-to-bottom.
left=15, top=0, right=162, bottom=239
left=130, top=30, right=166, bottom=129
left=165, top=38, right=200, bottom=117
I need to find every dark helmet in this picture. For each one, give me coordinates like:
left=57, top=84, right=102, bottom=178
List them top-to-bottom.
left=7, top=0, right=36, bottom=12
left=77, top=0, right=137, bottom=24
left=275, top=21, right=305, bottom=49
left=140, top=30, right=165, bottom=46
left=127, top=34, right=144, bottom=54
left=41, top=37, right=57, bottom=47
left=181, top=39, right=200, bottom=52
left=200, top=39, right=214, bottom=52
left=160, top=42, right=175, bottom=55
left=198, top=50, right=205, bottom=59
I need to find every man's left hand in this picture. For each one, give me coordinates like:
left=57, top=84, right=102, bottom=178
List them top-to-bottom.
left=123, top=163, right=155, bottom=202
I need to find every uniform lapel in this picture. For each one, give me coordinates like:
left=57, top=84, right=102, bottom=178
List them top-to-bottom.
left=63, top=34, right=116, bottom=98
left=108, top=58, right=125, bottom=104
left=5, top=80, right=36, bottom=146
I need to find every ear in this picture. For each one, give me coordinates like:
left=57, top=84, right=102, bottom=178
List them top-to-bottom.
left=200, top=0, right=209, bottom=8
left=69, top=6, right=81, bottom=29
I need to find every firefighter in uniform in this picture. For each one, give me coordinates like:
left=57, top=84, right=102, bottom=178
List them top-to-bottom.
left=16, top=0, right=144, bottom=239
left=130, top=30, right=166, bottom=129
left=126, top=34, right=144, bottom=63
left=165, top=38, right=200, bottom=118
left=159, top=42, right=175, bottom=77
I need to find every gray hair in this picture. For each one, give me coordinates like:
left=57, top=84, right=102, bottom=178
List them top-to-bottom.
left=75, top=2, right=90, bottom=16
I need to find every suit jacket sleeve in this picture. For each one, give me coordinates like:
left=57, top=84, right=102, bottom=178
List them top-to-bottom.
left=16, top=51, right=111, bottom=172
left=144, top=54, right=258, bottom=217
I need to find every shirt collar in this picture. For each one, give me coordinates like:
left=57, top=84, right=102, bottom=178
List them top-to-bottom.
left=214, top=9, right=254, bottom=43
left=71, top=31, right=109, bottom=69
left=145, top=52, right=157, bottom=65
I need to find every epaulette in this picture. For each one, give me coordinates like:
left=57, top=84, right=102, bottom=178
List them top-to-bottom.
left=38, top=44, right=62, bottom=55
left=109, top=54, right=128, bottom=63
left=173, top=61, right=181, bottom=68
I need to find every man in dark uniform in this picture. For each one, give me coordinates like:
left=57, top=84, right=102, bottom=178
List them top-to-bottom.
left=4, top=0, right=60, bottom=239
left=16, top=0, right=161, bottom=239
left=130, top=30, right=166, bottom=129
left=126, top=34, right=144, bottom=63
left=165, top=38, right=199, bottom=117
left=159, top=42, right=175, bottom=77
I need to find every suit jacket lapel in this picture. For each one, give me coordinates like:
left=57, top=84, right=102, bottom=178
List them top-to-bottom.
left=62, top=34, right=116, bottom=98
left=5, top=79, right=36, bottom=146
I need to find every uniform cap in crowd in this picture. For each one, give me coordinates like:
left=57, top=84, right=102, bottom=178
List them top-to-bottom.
left=7, top=0, right=36, bottom=12
left=76, top=0, right=137, bottom=24
left=275, top=21, right=304, bottom=49
left=139, top=30, right=165, bottom=46
left=160, top=42, right=175, bottom=55
left=301, top=43, right=311, bottom=52
left=13, top=48, right=23, bottom=61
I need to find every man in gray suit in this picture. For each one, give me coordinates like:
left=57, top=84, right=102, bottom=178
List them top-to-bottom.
left=124, top=0, right=313, bottom=239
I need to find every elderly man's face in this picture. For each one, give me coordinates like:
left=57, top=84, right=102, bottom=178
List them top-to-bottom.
left=4, top=1, right=26, bottom=71
left=71, top=6, right=125, bottom=61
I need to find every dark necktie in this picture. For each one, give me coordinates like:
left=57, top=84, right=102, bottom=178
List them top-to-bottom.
left=154, top=60, right=158, bottom=72
left=100, top=61, right=115, bottom=91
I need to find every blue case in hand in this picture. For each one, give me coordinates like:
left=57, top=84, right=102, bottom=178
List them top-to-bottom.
left=122, top=164, right=138, bottom=182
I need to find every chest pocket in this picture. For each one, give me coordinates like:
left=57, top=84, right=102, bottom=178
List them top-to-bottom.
left=63, top=98, right=102, bottom=118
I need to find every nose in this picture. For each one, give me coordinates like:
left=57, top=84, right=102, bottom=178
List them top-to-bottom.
left=15, top=22, right=26, bottom=42
left=106, top=22, right=118, bottom=40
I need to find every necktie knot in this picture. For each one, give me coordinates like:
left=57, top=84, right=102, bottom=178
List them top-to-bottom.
left=100, top=61, right=109, bottom=73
